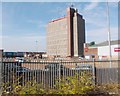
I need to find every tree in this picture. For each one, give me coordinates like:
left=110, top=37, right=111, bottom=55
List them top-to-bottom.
left=89, top=41, right=95, bottom=46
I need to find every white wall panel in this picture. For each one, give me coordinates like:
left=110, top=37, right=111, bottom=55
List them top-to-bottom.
left=98, top=44, right=120, bottom=56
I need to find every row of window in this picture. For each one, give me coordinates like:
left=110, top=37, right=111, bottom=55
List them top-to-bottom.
left=47, top=22, right=67, bottom=32
left=47, top=25, right=67, bottom=31
left=47, top=30, right=68, bottom=33
left=47, top=35, right=67, bottom=40
left=47, top=41, right=67, bottom=45
left=47, top=44, right=68, bottom=49
left=48, top=49, right=67, bottom=55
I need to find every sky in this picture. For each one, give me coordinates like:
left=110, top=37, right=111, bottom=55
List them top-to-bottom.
left=0, top=1, right=119, bottom=52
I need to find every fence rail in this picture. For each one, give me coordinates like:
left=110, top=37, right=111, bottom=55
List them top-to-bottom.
left=1, top=59, right=119, bottom=92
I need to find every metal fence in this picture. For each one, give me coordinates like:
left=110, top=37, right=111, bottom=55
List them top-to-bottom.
left=1, top=59, right=119, bottom=92
left=94, top=60, right=118, bottom=85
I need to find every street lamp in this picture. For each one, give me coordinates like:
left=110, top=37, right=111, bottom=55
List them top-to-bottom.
left=106, top=1, right=112, bottom=68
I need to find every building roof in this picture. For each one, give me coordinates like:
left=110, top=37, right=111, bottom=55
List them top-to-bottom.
left=49, top=16, right=66, bottom=23
left=95, top=40, right=120, bottom=47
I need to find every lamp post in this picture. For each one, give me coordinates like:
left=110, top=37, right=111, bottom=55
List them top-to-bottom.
left=106, top=1, right=112, bottom=68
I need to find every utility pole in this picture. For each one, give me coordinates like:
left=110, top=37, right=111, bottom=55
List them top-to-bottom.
left=106, top=1, right=112, bottom=68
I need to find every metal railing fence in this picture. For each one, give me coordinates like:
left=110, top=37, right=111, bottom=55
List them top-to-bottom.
left=1, top=59, right=119, bottom=92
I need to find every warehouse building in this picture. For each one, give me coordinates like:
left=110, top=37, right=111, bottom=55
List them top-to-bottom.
left=84, top=40, right=120, bottom=60
left=97, top=40, right=120, bottom=60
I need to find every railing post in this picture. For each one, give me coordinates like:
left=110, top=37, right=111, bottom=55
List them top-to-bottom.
left=0, top=50, right=3, bottom=95
left=92, top=58, right=96, bottom=85
left=58, top=60, right=61, bottom=89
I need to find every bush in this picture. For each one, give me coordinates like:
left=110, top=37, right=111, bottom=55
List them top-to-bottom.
left=2, top=72, right=119, bottom=95
left=52, top=72, right=94, bottom=94
left=89, top=83, right=119, bottom=95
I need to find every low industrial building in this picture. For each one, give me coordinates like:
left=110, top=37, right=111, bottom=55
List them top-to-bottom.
left=84, top=40, right=120, bottom=60
left=97, top=40, right=120, bottom=60
left=84, top=45, right=98, bottom=59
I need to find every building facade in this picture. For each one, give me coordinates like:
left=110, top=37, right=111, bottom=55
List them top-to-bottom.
left=47, top=7, right=85, bottom=58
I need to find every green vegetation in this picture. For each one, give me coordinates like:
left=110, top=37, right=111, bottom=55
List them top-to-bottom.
left=89, top=41, right=95, bottom=46
left=2, top=72, right=119, bottom=95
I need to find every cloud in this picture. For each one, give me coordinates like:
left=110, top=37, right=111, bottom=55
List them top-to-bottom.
left=76, top=2, right=108, bottom=29
left=81, top=2, right=118, bottom=44
left=83, top=2, right=99, bottom=12
left=109, top=2, right=118, bottom=8
left=50, top=6, right=66, bottom=18
left=85, top=14, right=107, bottom=28
left=27, top=19, right=46, bottom=28
left=86, top=27, right=118, bottom=43
left=0, top=35, right=9, bottom=49
left=2, top=35, right=46, bottom=52
left=0, top=36, right=2, bottom=49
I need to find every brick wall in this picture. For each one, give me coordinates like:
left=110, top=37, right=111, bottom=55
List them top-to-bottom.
left=84, top=47, right=98, bottom=59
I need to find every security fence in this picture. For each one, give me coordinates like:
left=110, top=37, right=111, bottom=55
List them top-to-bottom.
left=1, top=59, right=119, bottom=92
left=94, top=60, right=118, bottom=84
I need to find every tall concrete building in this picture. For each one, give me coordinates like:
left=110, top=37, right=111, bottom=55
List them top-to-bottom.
left=47, top=7, right=85, bottom=58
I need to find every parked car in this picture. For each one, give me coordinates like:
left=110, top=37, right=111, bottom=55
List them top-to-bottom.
left=15, top=57, right=25, bottom=62
left=79, top=57, right=84, bottom=60
left=45, top=63, right=63, bottom=71
left=71, top=64, right=93, bottom=71
left=16, top=66, right=30, bottom=73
